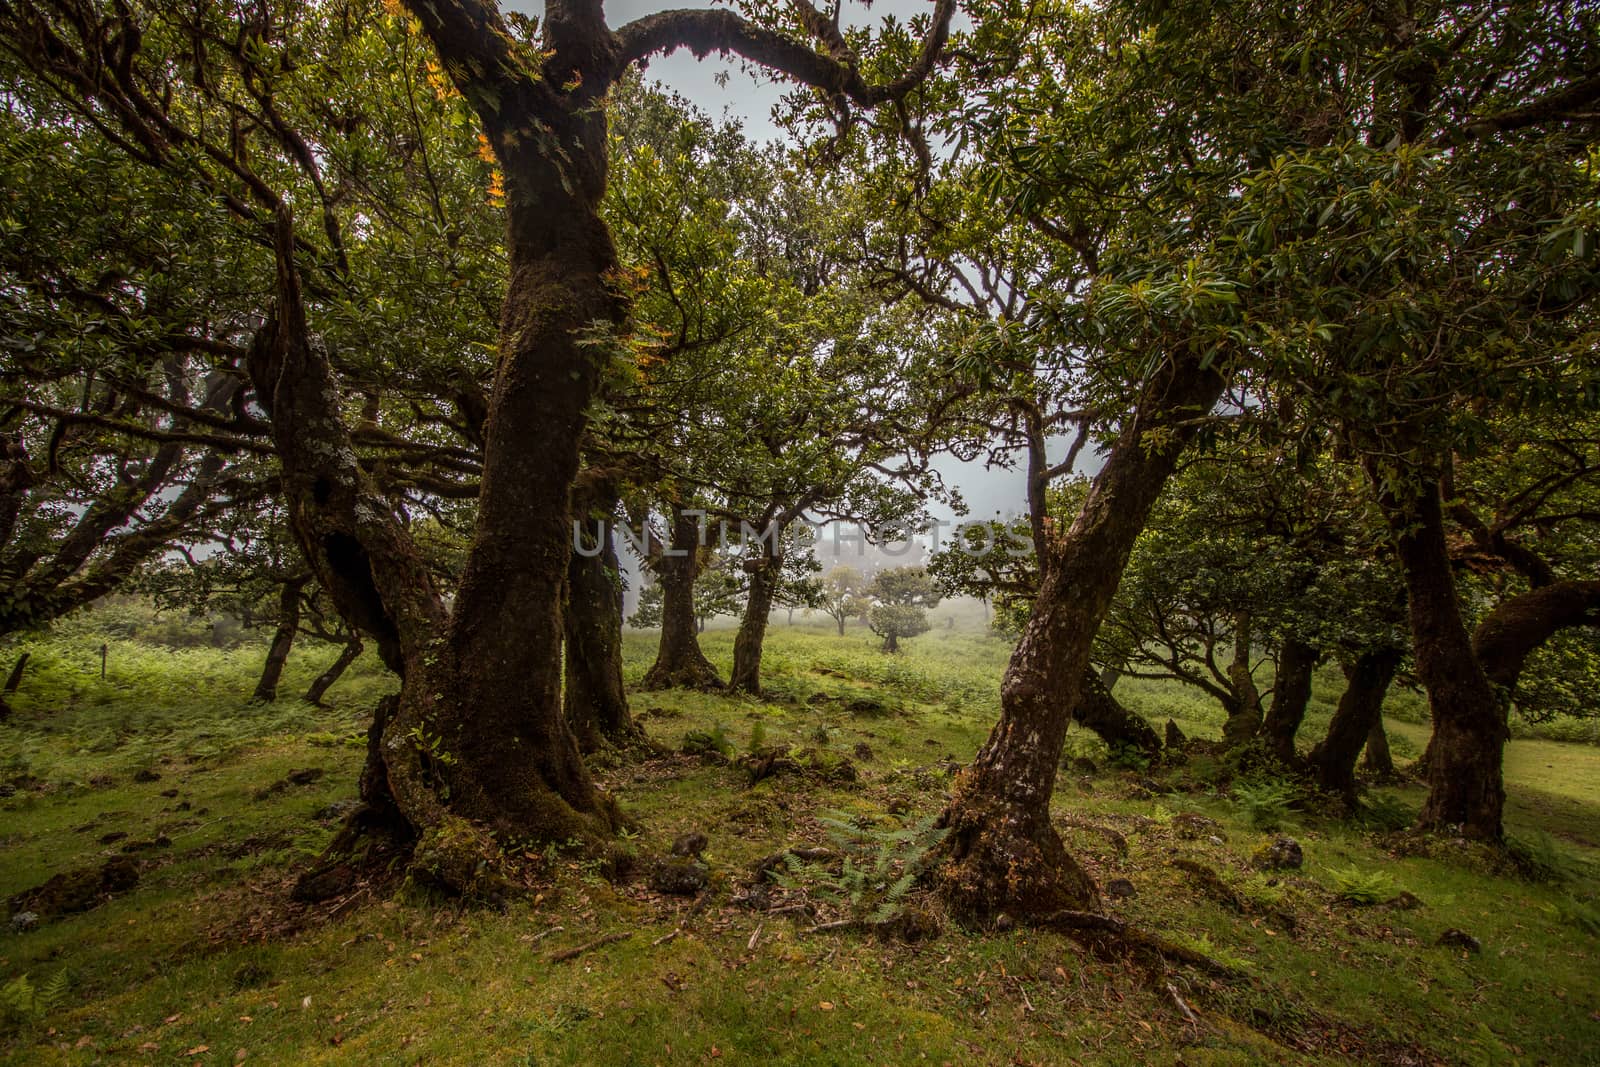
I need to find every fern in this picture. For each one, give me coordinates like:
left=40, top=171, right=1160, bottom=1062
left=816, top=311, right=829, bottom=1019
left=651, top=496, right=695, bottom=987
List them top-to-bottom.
left=1231, top=778, right=1298, bottom=830
left=780, top=811, right=948, bottom=925
left=1327, top=864, right=1399, bottom=905
left=1, top=970, right=69, bottom=1030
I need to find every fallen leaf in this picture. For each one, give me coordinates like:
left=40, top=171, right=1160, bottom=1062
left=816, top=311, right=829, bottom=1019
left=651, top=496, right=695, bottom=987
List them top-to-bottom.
left=818, top=1001, right=834, bottom=1011
left=184, top=1046, right=210, bottom=1056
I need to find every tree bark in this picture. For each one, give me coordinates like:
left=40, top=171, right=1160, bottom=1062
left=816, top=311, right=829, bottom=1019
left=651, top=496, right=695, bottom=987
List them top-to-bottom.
left=251, top=206, right=618, bottom=895
left=932, top=354, right=1225, bottom=921
left=1374, top=468, right=1507, bottom=838
left=565, top=484, right=640, bottom=750
left=643, top=506, right=724, bottom=690
left=730, top=552, right=780, bottom=694
left=252, top=576, right=307, bottom=703
left=1472, top=580, right=1600, bottom=690
left=1221, top=612, right=1264, bottom=747
left=304, top=635, right=363, bottom=706
left=1260, top=638, right=1318, bottom=764
left=1306, top=647, right=1402, bottom=800
left=3, top=653, right=28, bottom=694
left=1074, top=669, right=1162, bottom=757
left=1363, top=717, right=1395, bottom=779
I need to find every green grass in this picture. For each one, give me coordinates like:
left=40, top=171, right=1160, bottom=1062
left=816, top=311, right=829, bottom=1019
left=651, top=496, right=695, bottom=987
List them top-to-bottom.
left=1, top=619, right=1597, bottom=1064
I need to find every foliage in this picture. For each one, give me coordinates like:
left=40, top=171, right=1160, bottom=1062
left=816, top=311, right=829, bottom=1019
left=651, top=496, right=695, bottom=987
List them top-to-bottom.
left=865, top=567, right=942, bottom=653
left=1230, top=778, right=1298, bottom=831
left=777, top=812, right=949, bottom=926
left=1326, top=865, right=1401, bottom=906
left=0, top=971, right=69, bottom=1031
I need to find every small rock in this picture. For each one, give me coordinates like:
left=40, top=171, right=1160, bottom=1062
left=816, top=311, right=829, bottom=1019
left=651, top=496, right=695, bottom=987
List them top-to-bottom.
left=1165, top=720, right=1187, bottom=749
left=852, top=742, right=875, bottom=762
left=132, top=769, right=162, bottom=783
left=159, top=788, right=179, bottom=798
left=670, top=832, right=709, bottom=858
left=1207, top=834, right=1226, bottom=846
left=1251, top=836, right=1304, bottom=871
left=649, top=860, right=708, bottom=897
left=1105, top=878, right=1137, bottom=900
left=1386, top=890, right=1423, bottom=911
left=9, top=911, right=38, bottom=933
left=1437, top=928, right=1481, bottom=953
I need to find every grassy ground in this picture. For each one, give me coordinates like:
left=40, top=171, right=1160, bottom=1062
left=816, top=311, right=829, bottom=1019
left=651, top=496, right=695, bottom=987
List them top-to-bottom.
left=1, top=620, right=1597, bottom=1064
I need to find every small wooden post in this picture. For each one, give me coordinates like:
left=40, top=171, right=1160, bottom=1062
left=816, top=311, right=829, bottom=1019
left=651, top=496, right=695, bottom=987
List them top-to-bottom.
left=99, top=642, right=108, bottom=680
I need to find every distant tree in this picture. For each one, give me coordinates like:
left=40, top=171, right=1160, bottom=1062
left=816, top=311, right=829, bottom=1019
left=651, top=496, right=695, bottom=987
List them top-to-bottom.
left=817, top=566, right=866, bottom=636
left=867, top=567, right=941, bottom=652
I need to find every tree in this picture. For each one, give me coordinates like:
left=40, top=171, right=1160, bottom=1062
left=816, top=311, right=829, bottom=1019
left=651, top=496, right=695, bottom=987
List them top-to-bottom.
left=5, top=0, right=958, bottom=886
left=817, top=565, right=866, bottom=636
left=866, top=566, right=940, bottom=652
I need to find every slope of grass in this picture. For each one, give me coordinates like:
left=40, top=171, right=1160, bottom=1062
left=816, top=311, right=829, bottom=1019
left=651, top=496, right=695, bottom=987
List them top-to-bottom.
left=1, top=622, right=1596, bottom=1064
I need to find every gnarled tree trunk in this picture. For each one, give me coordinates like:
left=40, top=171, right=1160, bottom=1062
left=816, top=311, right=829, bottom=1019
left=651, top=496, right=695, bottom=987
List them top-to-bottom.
left=253, top=203, right=619, bottom=895
left=933, top=355, right=1224, bottom=921
left=1375, top=469, right=1506, bottom=838
left=565, top=480, right=640, bottom=750
left=643, top=506, right=724, bottom=690
left=730, top=551, right=780, bottom=695
left=252, top=576, right=307, bottom=703
left=1473, top=580, right=1600, bottom=690
left=1221, top=612, right=1264, bottom=747
left=304, top=635, right=362, bottom=706
left=1260, top=638, right=1318, bottom=764
left=1305, top=647, right=1401, bottom=800
left=1075, top=668, right=1162, bottom=757
left=1363, top=718, right=1395, bottom=778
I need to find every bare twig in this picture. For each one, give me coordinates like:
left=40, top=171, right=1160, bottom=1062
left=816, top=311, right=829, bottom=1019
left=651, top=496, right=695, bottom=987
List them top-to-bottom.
left=651, top=928, right=681, bottom=947
left=548, top=930, right=631, bottom=963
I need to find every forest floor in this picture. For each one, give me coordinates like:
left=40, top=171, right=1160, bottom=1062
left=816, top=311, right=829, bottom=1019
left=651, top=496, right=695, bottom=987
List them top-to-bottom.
left=1, top=620, right=1598, bottom=1065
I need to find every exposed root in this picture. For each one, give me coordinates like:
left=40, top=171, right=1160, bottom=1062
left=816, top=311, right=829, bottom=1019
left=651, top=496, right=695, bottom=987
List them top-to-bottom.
left=1037, top=909, right=1246, bottom=980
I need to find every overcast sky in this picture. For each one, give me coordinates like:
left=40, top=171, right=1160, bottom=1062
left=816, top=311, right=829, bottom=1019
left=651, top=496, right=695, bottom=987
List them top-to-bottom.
left=502, top=1, right=1032, bottom=524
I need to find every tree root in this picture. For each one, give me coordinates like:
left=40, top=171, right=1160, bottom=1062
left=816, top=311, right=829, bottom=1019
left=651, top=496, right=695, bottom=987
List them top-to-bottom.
left=1037, top=909, right=1245, bottom=979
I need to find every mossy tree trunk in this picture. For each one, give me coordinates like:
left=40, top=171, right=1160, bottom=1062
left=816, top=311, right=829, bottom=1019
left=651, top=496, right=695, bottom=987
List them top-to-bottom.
left=933, top=355, right=1224, bottom=921
left=1373, top=468, right=1506, bottom=838
left=565, top=476, right=640, bottom=751
left=643, top=505, right=724, bottom=691
left=730, top=551, right=780, bottom=694
left=252, top=575, right=307, bottom=704
left=1220, top=612, right=1264, bottom=748
left=304, top=635, right=362, bottom=706
left=1260, top=637, right=1318, bottom=764
left=1306, top=647, right=1402, bottom=800
left=1074, top=669, right=1162, bottom=757
left=1363, top=718, right=1395, bottom=778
